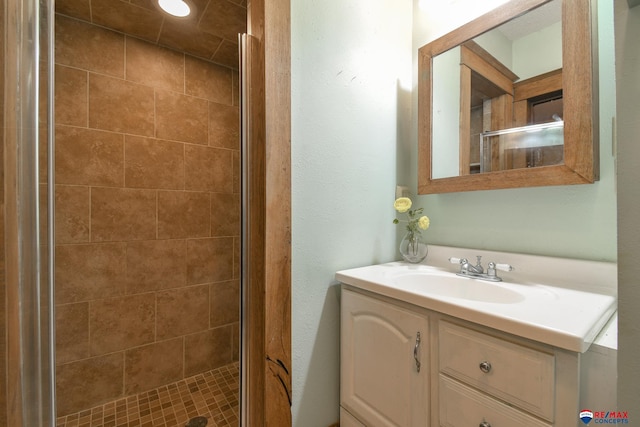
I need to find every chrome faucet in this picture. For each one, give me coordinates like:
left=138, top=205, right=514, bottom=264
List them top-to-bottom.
left=449, top=256, right=514, bottom=282
left=461, top=256, right=484, bottom=274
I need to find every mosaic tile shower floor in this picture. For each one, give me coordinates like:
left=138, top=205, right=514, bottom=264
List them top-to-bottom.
left=56, top=362, right=239, bottom=427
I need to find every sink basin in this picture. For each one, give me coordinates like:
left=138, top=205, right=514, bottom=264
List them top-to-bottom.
left=335, top=255, right=618, bottom=352
left=391, top=273, right=526, bottom=304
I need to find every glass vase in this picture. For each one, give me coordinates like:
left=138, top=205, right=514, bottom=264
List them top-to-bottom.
left=399, top=231, right=428, bottom=263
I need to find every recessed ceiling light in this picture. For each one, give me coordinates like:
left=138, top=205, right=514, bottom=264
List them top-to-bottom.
left=158, top=0, right=191, bottom=17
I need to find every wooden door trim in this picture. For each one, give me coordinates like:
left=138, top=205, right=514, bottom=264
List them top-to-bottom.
left=246, top=0, right=292, bottom=425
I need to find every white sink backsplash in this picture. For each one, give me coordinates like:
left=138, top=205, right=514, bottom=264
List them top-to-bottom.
left=424, top=244, right=617, bottom=296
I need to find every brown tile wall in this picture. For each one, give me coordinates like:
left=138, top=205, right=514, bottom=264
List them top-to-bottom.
left=54, top=14, right=240, bottom=417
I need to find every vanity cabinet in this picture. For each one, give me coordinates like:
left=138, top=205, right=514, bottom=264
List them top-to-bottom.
left=341, top=286, right=601, bottom=427
left=341, top=289, right=430, bottom=426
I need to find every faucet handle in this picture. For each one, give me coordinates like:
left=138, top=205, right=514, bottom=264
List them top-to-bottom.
left=449, top=257, right=463, bottom=264
left=486, top=262, right=514, bottom=281
left=494, top=263, right=514, bottom=272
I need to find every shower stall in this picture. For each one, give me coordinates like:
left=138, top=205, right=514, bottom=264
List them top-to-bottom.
left=1, top=0, right=281, bottom=425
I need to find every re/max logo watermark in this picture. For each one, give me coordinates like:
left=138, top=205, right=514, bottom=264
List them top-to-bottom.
left=580, top=410, right=630, bottom=425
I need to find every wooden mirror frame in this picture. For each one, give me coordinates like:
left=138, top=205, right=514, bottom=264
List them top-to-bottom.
left=418, top=0, right=599, bottom=194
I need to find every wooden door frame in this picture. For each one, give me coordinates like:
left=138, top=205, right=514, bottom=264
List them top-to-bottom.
left=246, top=0, right=292, bottom=425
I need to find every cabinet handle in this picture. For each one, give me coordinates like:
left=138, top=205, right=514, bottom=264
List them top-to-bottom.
left=414, top=332, right=421, bottom=373
left=479, top=361, right=492, bottom=373
left=479, top=421, right=491, bottom=427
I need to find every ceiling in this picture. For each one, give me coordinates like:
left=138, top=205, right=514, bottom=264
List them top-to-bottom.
left=55, top=0, right=247, bottom=69
left=496, top=0, right=561, bottom=41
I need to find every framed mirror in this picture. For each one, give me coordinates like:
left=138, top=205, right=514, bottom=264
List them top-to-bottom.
left=418, top=0, right=599, bottom=194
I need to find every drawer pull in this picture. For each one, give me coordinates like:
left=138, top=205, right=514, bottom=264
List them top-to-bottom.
left=414, top=332, right=421, bottom=373
left=479, top=361, right=492, bottom=373
left=479, top=421, right=491, bottom=427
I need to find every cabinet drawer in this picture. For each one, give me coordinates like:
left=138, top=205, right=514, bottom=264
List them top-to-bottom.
left=439, top=321, right=554, bottom=421
left=439, top=375, right=551, bottom=427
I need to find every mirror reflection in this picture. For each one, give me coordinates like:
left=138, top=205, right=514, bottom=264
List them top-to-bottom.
left=431, top=0, right=563, bottom=179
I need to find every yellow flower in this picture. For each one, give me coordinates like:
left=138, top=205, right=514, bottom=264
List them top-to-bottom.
left=393, top=197, right=431, bottom=236
left=394, top=197, right=412, bottom=213
left=418, top=216, right=430, bottom=230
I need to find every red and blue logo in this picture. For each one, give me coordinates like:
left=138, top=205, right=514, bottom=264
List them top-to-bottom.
left=580, top=409, right=629, bottom=424
left=580, top=410, right=594, bottom=425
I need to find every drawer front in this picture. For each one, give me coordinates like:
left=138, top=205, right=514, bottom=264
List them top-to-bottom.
left=439, top=321, right=555, bottom=420
left=439, top=375, right=551, bottom=427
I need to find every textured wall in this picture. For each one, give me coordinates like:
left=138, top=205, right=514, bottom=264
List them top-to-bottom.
left=291, top=1, right=413, bottom=425
left=54, top=15, right=240, bottom=416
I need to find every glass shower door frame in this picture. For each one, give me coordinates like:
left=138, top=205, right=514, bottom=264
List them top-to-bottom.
left=4, top=0, right=56, bottom=425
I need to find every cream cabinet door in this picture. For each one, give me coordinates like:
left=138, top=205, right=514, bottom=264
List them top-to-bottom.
left=341, top=289, right=429, bottom=427
left=340, top=407, right=366, bottom=427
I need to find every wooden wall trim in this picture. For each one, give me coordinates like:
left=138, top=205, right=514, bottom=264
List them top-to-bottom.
left=246, top=0, right=292, bottom=424
left=264, top=0, right=292, bottom=423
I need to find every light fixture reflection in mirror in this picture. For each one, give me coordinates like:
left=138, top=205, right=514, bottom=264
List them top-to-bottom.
left=158, top=0, right=191, bottom=17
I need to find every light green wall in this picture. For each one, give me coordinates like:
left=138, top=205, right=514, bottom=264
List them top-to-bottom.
left=410, top=0, right=617, bottom=262
left=291, top=1, right=412, bottom=425
left=512, top=21, right=562, bottom=80
left=475, top=27, right=513, bottom=69
left=432, top=47, right=461, bottom=178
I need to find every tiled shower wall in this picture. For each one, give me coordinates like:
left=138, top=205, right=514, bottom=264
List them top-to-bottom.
left=54, top=14, right=240, bottom=417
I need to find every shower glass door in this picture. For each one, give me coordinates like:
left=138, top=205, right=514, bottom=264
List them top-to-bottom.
left=4, top=0, right=248, bottom=424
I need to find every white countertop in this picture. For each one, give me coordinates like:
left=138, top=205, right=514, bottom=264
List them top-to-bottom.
left=336, top=247, right=617, bottom=353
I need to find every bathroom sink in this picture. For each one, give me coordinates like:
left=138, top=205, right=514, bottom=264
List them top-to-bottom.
left=336, top=250, right=617, bottom=353
left=391, top=273, right=525, bottom=304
